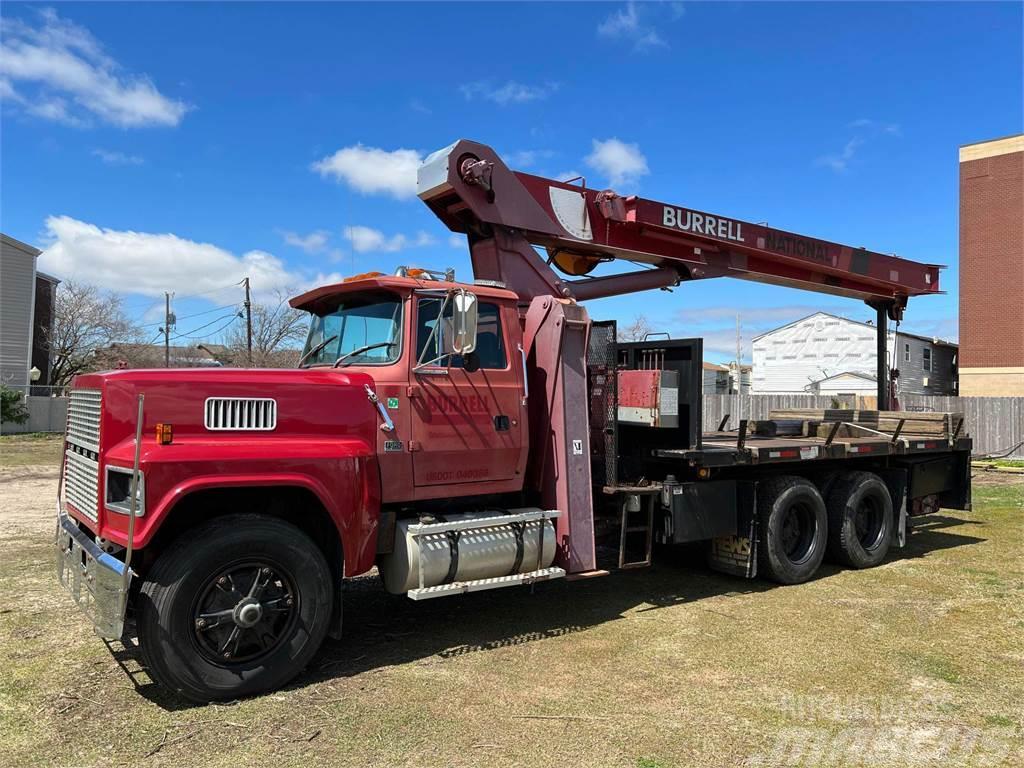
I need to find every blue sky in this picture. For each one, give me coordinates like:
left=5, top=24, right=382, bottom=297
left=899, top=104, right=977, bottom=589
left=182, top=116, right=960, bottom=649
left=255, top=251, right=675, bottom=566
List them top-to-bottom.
left=2, top=1, right=1021, bottom=360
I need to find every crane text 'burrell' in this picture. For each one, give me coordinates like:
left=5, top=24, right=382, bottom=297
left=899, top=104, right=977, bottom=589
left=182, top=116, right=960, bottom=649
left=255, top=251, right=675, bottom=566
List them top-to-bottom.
left=662, top=207, right=746, bottom=243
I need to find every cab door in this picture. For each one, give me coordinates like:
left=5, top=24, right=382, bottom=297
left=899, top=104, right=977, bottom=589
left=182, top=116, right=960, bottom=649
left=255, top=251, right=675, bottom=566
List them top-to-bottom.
left=408, top=296, right=524, bottom=488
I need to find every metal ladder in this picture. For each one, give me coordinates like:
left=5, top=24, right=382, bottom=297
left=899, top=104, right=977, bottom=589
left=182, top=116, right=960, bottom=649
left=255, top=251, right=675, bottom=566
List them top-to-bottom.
left=618, top=491, right=656, bottom=569
left=405, top=509, right=565, bottom=601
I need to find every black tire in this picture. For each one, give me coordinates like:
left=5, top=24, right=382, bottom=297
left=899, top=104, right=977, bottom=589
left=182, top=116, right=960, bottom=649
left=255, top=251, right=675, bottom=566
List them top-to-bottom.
left=825, top=471, right=893, bottom=568
left=757, top=476, right=828, bottom=584
left=138, top=514, right=333, bottom=702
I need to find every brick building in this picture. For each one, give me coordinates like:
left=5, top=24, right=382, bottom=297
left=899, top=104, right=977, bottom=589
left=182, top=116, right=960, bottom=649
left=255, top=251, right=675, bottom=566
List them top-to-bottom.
left=958, top=134, right=1024, bottom=396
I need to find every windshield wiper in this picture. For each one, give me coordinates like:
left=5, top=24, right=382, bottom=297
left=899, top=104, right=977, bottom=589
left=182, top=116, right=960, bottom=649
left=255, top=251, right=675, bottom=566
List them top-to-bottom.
left=298, top=334, right=338, bottom=367
left=333, top=341, right=395, bottom=368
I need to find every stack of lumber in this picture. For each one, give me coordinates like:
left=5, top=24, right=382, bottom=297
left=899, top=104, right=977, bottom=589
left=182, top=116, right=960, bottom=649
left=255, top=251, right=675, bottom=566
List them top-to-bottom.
left=767, top=409, right=964, bottom=439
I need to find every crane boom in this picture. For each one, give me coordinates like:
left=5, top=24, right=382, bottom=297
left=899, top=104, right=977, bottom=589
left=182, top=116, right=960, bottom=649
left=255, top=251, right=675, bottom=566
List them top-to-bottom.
left=418, top=139, right=941, bottom=313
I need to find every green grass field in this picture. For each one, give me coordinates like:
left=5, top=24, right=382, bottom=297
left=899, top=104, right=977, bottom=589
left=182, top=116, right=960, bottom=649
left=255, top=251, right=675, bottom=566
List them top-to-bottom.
left=1, top=435, right=1021, bottom=767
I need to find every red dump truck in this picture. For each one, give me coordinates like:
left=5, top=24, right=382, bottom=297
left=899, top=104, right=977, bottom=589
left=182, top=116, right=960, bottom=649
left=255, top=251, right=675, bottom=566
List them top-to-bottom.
left=55, top=140, right=972, bottom=701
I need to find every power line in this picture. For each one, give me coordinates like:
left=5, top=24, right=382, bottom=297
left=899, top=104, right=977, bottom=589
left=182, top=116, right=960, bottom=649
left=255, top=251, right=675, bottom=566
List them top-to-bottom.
left=171, top=282, right=245, bottom=302
left=139, top=303, right=241, bottom=328
left=171, top=312, right=241, bottom=341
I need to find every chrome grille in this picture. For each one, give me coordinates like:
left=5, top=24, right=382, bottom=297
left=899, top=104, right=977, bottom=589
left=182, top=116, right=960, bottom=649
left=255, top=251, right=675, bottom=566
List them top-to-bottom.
left=64, top=388, right=102, bottom=523
left=67, top=388, right=102, bottom=452
left=205, top=397, right=277, bottom=431
left=64, top=448, right=99, bottom=522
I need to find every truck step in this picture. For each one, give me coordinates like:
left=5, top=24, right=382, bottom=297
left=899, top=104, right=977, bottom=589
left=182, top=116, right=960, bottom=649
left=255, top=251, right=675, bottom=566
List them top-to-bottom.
left=619, top=491, right=656, bottom=569
left=406, top=566, right=566, bottom=601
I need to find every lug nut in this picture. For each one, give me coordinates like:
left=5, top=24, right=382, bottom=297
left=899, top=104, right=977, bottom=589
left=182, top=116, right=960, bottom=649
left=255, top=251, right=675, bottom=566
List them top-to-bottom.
left=218, top=576, right=228, bottom=586
left=195, top=618, right=206, bottom=629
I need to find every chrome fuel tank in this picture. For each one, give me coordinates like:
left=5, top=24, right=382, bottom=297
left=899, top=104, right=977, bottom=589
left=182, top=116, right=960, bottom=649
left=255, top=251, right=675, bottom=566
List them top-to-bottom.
left=378, top=508, right=557, bottom=594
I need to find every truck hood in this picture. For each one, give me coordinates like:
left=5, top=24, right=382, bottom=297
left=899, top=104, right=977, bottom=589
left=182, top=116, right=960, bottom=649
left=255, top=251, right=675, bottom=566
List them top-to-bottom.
left=71, top=367, right=380, bottom=450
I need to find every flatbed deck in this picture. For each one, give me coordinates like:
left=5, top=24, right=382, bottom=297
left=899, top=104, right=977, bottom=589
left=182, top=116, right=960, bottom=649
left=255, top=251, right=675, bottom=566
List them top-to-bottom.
left=656, top=431, right=972, bottom=467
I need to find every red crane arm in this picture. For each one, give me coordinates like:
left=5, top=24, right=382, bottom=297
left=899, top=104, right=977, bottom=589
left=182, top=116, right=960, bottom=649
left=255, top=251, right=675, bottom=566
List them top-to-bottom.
left=418, top=140, right=941, bottom=311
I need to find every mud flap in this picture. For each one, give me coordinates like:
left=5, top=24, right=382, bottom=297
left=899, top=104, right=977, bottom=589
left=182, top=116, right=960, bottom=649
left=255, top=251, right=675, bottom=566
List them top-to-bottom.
left=877, top=468, right=909, bottom=548
left=707, top=482, right=757, bottom=578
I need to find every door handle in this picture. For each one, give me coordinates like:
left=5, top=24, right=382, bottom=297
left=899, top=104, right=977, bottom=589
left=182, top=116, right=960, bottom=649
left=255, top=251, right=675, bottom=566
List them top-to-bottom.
left=494, top=415, right=510, bottom=432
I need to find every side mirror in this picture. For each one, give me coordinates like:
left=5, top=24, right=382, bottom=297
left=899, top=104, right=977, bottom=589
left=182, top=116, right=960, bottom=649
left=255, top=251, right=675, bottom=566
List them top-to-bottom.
left=450, top=290, right=478, bottom=355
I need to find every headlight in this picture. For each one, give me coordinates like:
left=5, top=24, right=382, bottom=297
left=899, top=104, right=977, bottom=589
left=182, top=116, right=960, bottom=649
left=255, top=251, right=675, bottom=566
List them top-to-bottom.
left=105, top=466, right=145, bottom=516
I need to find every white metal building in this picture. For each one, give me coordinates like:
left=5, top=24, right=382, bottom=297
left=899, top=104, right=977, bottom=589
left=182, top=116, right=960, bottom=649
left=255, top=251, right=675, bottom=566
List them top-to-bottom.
left=751, top=312, right=958, bottom=396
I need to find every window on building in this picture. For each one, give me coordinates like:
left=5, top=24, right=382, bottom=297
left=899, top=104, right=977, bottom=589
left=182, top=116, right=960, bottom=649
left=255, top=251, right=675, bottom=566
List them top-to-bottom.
left=904, top=343, right=910, bottom=362
left=923, top=347, right=932, bottom=372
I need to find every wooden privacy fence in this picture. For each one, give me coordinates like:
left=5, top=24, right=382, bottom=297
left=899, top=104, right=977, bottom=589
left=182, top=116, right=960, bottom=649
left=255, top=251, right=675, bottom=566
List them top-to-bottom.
left=3, top=394, right=1023, bottom=459
left=702, top=394, right=1023, bottom=458
left=899, top=395, right=1023, bottom=458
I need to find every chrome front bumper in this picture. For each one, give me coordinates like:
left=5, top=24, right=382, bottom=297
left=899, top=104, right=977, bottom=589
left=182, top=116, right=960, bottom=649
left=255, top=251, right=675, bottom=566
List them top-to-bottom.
left=55, top=501, right=132, bottom=639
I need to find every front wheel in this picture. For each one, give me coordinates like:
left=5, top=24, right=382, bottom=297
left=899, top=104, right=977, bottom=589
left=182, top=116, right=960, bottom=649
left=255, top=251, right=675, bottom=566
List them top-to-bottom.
left=138, top=514, right=333, bottom=702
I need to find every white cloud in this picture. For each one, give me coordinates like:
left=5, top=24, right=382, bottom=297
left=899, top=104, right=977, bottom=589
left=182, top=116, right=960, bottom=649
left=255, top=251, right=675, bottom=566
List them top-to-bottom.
left=597, top=2, right=668, bottom=51
left=0, top=8, right=189, bottom=127
left=460, top=80, right=559, bottom=105
left=409, top=98, right=431, bottom=114
left=850, top=118, right=901, bottom=136
left=819, top=119, right=901, bottom=173
left=817, top=137, right=864, bottom=173
left=585, top=138, right=649, bottom=187
left=311, top=144, right=422, bottom=199
left=92, top=148, right=144, bottom=166
left=504, top=148, right=556, bottom=168
left=38, top=215, right=327, bottom=300
left=342, top=225, right=436, bottom=254
left=279, top=229, right=330, bottom=254
left=448, top=234, right=464, bottom=248
left=676, top=305, right=846, bottom=327
left=694, top=327, right=750, bottom=360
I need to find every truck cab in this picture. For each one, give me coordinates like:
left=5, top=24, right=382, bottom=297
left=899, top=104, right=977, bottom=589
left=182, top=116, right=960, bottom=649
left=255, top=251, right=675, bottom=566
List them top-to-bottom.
left=54, top=268, right=565, bottom=703
left=290, top=270, right=529, bottom=504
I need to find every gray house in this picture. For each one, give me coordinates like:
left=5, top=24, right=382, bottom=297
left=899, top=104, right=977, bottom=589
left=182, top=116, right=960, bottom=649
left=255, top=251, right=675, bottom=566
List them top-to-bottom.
left=1, top=233, right=60, bottom=389
left=752, top=312, right=958, bottom=396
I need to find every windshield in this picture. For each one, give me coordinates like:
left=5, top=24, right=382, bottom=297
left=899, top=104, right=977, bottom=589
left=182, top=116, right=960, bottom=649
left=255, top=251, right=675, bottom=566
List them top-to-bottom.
left=300, top=295, right=403, bottom=367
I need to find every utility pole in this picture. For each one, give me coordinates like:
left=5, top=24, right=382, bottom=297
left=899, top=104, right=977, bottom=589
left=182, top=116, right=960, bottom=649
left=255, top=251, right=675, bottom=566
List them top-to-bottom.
left=243, top=276, right=253, bottom=366
left=164, top=292, right=172, bottom=368
left=734, top=313, right=741, bottom=394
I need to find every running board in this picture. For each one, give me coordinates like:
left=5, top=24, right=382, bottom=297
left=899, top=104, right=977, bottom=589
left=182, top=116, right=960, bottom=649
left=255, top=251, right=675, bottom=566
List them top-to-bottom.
left=406, top=566, right=566, bottom=601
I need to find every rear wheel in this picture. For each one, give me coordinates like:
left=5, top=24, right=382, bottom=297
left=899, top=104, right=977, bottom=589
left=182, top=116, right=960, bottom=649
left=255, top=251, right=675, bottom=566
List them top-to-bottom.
left=825, top=472, right=893, bottom=568
left=757, top=476, right=828, bottom=584
left=138, top=514, right=333, bottom=702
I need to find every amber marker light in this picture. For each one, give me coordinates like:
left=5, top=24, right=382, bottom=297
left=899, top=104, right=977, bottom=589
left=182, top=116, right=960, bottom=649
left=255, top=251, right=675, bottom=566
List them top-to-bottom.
left=156, top=423, right=174, bottom=445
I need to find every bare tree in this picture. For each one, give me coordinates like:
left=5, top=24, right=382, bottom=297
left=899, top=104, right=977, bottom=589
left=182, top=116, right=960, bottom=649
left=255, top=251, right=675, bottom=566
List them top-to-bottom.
left=46, top=281, right=141, bottom=389
left=226, top=291, right=308, bottom=367
left=618, top=314, right=653, bottom=342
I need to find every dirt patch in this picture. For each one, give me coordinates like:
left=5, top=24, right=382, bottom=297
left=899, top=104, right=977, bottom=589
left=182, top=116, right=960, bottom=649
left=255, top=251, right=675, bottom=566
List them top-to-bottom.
left=0, top=466, right=60, bottom=537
